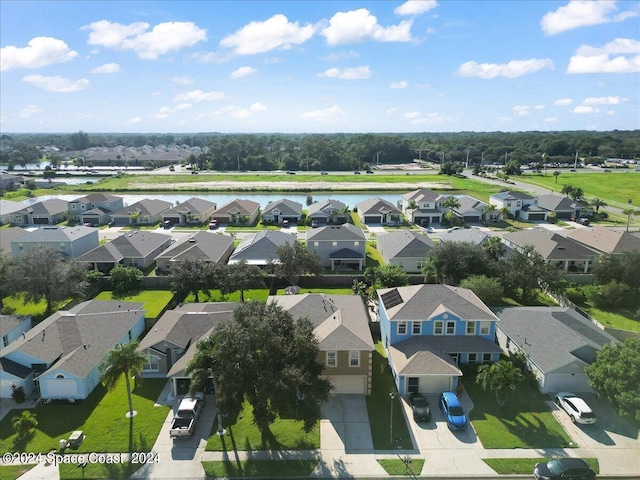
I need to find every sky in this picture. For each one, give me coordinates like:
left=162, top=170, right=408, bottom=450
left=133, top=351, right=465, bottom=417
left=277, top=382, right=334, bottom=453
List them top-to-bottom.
left=1, top=0, right=639, bottom=134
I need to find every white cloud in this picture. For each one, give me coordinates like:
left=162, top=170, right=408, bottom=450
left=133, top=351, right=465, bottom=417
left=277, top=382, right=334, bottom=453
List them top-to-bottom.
left=395, top=0, right=439, bottom=16
left=541, top=0, right=637, bottom=36
left=321, top=9, right=413, bottom=45
left=220, top=14, right=315, bottom=55
left=83, top=20, right=207, bottom=59
left=1, top=37, right=77, bottom=72
left=567, top=38, right=640, bottom=73
left=321, top=50, right=360, bottom=61
left=457, top=58, right=554, bottom=78
left=90, top=63, right=120, bottom=74
left=230, top=66, right=258, bottom=79
left=319, top=66, right=371, bottom=79
left=22, top=74, right=89, bottom=92
left=172, top=75, right=193, bottom=85
left=390, top=80, right=408, bottom=89
left=174, top=89, right=227, bottom=102
left=583, top=96, right=621, bottom=105
left=554, top=98, right=574, bottom=106
left=250, top=102, right=266, bottom=111
left=176, top=103, right=193, bottom=110
left=18, top=105, right=41, bottom=118
left=301, top=105, right=345, bottom=121
left=513, top=105, right=531, bottom=116
left=534, top=105, right=545, bottom=110
left=573, top=105, right=599, bottom=114
left=156, top=106, right=173, bottom=119
left=386, top=108, right=398, bottom=114
left=231, top=109, right=251, bottom=119
left=402, top=111, right=422, bottom=119
left=410, top=112, right=451, bottom=124
left=128, top=117, right=142, bottom=124
left=545, top=117, right=559, bottom=123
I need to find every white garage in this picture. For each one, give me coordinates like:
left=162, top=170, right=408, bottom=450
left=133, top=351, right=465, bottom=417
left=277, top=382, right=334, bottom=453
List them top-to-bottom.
left=543, top=372, right=593, bottom=394
left=325, top=375, right=367, bottom=395
left=409, top=375, right=453, bottom=394
left=42, top=379, right=78, bottom=399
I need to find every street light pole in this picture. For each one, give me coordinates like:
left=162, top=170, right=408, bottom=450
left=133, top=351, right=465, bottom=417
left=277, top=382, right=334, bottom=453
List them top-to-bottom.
left=389, top=392, right=395, bottom=446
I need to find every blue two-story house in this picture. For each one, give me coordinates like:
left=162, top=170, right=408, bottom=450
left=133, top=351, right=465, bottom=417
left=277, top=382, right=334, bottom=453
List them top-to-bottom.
left=377, top=284, right=502, bottom=395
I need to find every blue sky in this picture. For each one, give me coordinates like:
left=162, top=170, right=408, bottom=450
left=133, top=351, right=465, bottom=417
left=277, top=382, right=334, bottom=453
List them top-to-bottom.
left=1, top=0, right=638, bottom=133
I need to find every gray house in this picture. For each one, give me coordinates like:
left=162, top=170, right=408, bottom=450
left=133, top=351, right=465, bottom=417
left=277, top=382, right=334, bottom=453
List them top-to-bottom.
left=400, top=189, right=444, bottom=225
left=489, top=191, right=537, bottom=219
left=68, top=193, right=124, bottom=226
left=536, top=194, right=581, bottom=220
left=451, top=195, right=489, bottom=223
left=161, top=197, right=217, bottom=227
left=356, top=197, right=403, bottom=225
left=262, top=198, right=303, bottom=225
left=11, top=199, right=68, bottom=226
left=110, top=199, right=172, bottom=226
left=211, top=199, right=260, bottom=226
left=308, top=199, right=348, bottom=226
left=0, top=200, right=25, bottom=226
left=306, top=223, right=367, bottom=270
left=10, top=225, right=99, bottom=258
left=567, top=226, right=640, bottom=255
left=0, top=227, right=26, bottom=254
left=75, top=230, right=172, bottom=273
left=228, top=230, right=297, bottom=266
left=155, top=231, right=234, bottom=274
left=377, top=231, right=435, bottom=273
left=496, top=307, right=618, bottom=393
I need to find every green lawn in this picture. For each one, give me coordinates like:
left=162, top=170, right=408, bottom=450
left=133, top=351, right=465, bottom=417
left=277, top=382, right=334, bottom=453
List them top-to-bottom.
left=274, top=288, right=355, bottom=295
left=183, top=289, right=269, bottom=303
left=93, top=290, right=174, bottom=319
left=1, top=294, right=51, bottom=317
left=582, top=306, right=640, bottom=333
left=366, top=342, right=413, bottom=450
left=0, top=377, right=169, bottom=454
left=463, top=380, right=574, bottom=449
left=205, top=401, right=320, bottom=451
left=483, top=457, right=599, bottom=474
left=378, top=458, right=424, bottom=475
left=201, top=459, right=319, bottom=478
left=59, top=461, right=140, bottom=479
left=0, top=464, right=35, bottom=480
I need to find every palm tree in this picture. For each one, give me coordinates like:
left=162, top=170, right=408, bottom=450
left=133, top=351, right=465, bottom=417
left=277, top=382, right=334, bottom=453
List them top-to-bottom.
left=553, top=170, right=560, bottom=183
left=561, top=184, right=575, bottom=197
left=569, top=187, right=584, bottom=202
left=442, top=196, right=461, bottom=226
left=590, top=197, right=607, bottom=214
left=406, top=200, right=418, bottom=223
left=484, top=204, right=496, bottom=223
left=499, top=206, right=510, bottom=222
left=622, top=208, right=639, bottom=232
left=483, top=236, right=506, bottom=260
left=421, top=257, right=441, bottom=284
left=101, top=341, right=146, bottom=417
left=476, top=360, right=524, bottom=406
left=12, top=411, right=38, bottom=439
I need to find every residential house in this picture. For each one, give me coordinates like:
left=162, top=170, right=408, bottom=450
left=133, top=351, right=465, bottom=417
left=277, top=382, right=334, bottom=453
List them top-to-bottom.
left=0, top=172, right=26, bottom=191
left=400, top=189, right=443, bottom=225
left=489, top=191, right=537, bottom=219
left=67, top=193, right=124, bottom=226
left=536, top=194, right=581, bottom=220
left=450, top=195, right=490, bottom=223
left=161, top=197, right=217, bottom=227
left=356, top=197, right=403, bottom=225
left=262, top=198, right=303, bottom=225
left=11, top=199, right=68, bottom=226
left=109, top=199, right=172, bottom=226
left=210, top=199, right=260, bottom=226
left=308, top=199, right=348, bottom=226
left=0, top=200, right=25, bottom=225
left=306, top=223, right=367, bottom=270
left=0, top=226, right=26, bottom=254
left=10, top=226, right=99, bottom=258
left=567, top=226, right=640, bottom=255
left=503, top=227, right=600, bottom=273
left=439, top=229, right=493, bottom=246
left=75, top=230, right=172, bottom=273
left=228, top=230, right=297, bottom=266
left=155, top=231, right=234, bottom=274
left=376, top=231, right=435, bottom=273
left=377, top=284, right=502, bottom=395
left=269, top=293, right=375, bottom=394
left=0, top=300, right=145, bottom=400
left=138, top=302, right=235, bottom=397
left=496, top=307, right=618, bottom=393
left=0, top=315, right=31, bottom=350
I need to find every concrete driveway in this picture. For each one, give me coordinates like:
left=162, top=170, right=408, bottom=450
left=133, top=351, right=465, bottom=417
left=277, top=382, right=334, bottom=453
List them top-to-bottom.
left=320, top=395, right=373, bottom=454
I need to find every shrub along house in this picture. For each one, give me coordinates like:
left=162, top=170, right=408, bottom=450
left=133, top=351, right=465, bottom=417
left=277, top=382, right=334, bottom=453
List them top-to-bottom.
left=376, top=284, right=501, bottom=395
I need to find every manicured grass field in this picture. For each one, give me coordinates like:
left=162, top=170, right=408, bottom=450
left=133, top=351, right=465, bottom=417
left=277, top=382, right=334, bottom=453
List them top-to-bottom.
left=274, top=288, right=355, bottom=295
left=183, top=289, right=270, bottom=303
left=93, top=290, right=174, bottom=319
left=1, top=294, right=52, bottom=318
left=582, top=306, right=640, bottom=333
left=366, top=342, right=413, bottom=450
left=0, top=377, right=169, bottom=454
left=463, top=380, right=574, bottom=449
left=205, top=401, right=320, bottom=451
left=482, top=457, right=599, bottom=474
left=378, top=458, right=425, bottom=475
left=201, top=459, right=319, bottom=478
left=59, top=461, right=140, bottom=479
left=0, top=464, right=35, bottom=480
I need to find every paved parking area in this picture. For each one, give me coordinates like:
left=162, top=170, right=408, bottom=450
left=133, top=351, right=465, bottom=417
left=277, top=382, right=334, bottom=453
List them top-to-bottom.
left=320, top=395, right=374, bottom=454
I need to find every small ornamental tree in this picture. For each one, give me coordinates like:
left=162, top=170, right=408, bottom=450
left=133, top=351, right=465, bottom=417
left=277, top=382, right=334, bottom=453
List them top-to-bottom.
left=110, top=265, right=143, bottom=295
left=476, top=360, right=524, bottom=406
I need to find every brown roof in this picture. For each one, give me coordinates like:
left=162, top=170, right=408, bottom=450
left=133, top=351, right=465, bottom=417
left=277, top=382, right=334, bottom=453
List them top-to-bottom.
left=567, top=226, right=640, bottom=254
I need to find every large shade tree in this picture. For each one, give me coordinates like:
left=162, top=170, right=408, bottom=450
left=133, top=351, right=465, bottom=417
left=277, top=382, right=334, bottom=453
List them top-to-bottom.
left=273, top=241, right=322, bottom=286
left=426, top=241, right=496, bottom=285
left=221, top=261, right=266, bottom=302
left=101, top=341, right=147, bottom=418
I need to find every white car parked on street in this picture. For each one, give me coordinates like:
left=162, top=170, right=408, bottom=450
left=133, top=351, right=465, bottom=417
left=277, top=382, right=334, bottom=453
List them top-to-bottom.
left=554, top=392, right=596, bottom=424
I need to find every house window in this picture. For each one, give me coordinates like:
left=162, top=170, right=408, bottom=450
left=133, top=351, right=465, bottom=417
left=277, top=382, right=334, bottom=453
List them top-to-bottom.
left=71, top=204, right=77, bottom=210
left=81, top=205, right=86, bottom=210
left=332, top=241, right=338, bottom=247
left=354, top=241, right=360, bottom=247
left=314, top=242, right=319, bottom=247
left=417, top=259, right=426, bottom=269
left=434, top=321, right=444, bottom=335
left=446, top=321, right=456, bottom=335
left=466, top=321, right=476, bottom=335
left=398, top=322, right=407, bottom=335
left=412, top=322, right=421, bottom=335
left=479, top=322, right=490, bottom=335
left=2, top=335, right=8, bottom=347
left=326, top=351, right=337, bottom=368
left=349, top=351, right=360, bottom=367
left=449, top=353, right=459, bottom=364
left=468, top=353, right=478, bottom=363
left=482, top=353, right=492, bottom=363
left=143, top=354, right=160, bottom=372
left=56, top=374, right=65, bottom=379
left=407, top=377, right=419, bottom=393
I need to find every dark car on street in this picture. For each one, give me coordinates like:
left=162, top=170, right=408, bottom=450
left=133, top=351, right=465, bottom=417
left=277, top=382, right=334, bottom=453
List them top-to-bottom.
left=409, top=393, right=431, bottom=422
left=533, top=458, right=596, bottom=480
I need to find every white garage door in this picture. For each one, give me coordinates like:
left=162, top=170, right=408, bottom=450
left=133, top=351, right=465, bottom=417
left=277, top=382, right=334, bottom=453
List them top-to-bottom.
left=546, top=374, right=592, bottom=394
left=325, top=375, right=367, bottom=394
left=417, top=376, right=452, bottom=394
left=44, top=379, right=78, bottom=398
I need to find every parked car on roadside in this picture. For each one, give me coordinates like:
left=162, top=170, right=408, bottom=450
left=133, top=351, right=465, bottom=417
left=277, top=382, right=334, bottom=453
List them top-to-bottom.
left=439, top=391, right=468, bottom=431
left=409, top=392, right=431, bottom=422
left=554, top=392, right=596, bottom=424
left=533, top=458, right=596, bottom=480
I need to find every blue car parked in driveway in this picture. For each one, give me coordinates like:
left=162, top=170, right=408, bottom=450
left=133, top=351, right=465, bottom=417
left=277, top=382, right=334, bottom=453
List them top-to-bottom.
left=439, top=391, right=468, bottom=431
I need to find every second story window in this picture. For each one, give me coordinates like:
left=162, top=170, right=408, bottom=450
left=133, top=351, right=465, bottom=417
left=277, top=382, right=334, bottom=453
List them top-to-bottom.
left=434, top=321, right=443, bottom=335
left=446, top=321, right=455, bottom=335
left=466, top=321, right=476, bottom=335
left=398, top=322, right=407, bottom=335
left=412, top=322, right=421, bottom=335
left=480, top=322, right=491, bottom=335
left=326, top=351, right=337, bottom=367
